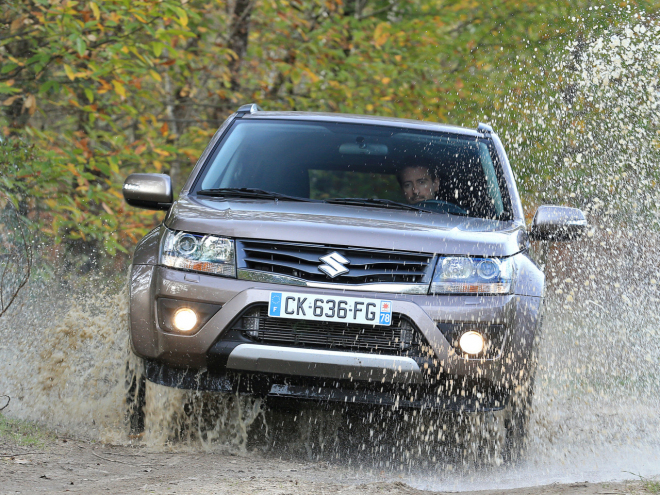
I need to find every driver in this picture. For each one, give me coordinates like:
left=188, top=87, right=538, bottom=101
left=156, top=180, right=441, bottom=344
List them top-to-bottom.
left=396, top=165, right=440, bottom=204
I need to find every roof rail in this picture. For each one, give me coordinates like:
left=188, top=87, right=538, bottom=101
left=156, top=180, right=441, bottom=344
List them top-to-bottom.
left=236, top=103, right=263, bottom=116
left=477, top=122, right=493, bottom=135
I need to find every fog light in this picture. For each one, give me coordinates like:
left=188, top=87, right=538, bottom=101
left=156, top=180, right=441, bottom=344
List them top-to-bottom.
left=173, top=308, right=198, bottom=332
left=242, top=308, right=260, bottom=338
left=459, top=331, right=485, bottom=355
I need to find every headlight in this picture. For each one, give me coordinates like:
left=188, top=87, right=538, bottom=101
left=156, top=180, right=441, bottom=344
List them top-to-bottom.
left=161, top=229, right=236, bottom=277
left=429, top=256, right=513, bottom=294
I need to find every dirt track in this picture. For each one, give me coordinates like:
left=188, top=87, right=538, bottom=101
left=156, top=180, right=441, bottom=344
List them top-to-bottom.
left=1, top=435, right=656, bottom=495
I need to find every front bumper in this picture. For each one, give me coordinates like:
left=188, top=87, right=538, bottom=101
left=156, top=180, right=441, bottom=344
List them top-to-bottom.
left=130, top=265, right=542, bottom=408
left=227, top=344, right=424, bottom=383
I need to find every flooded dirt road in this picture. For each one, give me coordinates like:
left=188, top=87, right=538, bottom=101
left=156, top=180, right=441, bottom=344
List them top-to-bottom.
left=1, top=434, right=657, bottom=495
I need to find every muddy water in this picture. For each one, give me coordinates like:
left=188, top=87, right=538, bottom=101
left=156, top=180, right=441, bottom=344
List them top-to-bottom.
left=1, top=12, right=660, bottom=493
left=0, top=280, right=129, bottom=442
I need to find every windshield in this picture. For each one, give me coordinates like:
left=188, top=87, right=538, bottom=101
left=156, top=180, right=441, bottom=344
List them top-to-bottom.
left=193, top=120, right=512, bottom=220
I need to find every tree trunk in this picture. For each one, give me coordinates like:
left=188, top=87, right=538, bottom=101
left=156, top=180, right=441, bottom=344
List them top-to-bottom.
left=214, top=0, right=253, bottom=120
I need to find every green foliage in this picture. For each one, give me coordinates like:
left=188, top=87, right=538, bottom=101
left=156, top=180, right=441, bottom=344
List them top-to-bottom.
left=1, top=0, right=660, bottom=258
left=1, top=0, right=193, bottom=256
left=0, top=413, right=54, bottom=447
left=625, top=472, right=660, bottom=495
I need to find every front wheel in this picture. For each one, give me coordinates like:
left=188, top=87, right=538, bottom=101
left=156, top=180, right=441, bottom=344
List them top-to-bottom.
left=125, top=355, right=146, bottom=436
left=502, top=369, right=535, bottom=463
left=456, top=370, right=536, bottom=466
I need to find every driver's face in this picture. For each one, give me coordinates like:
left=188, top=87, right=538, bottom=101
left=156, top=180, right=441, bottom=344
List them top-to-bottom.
left=399, top=166, right=440, bottom=204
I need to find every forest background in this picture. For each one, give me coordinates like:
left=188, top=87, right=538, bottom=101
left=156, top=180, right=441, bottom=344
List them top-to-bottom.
left=1, top=0, right=659, bottom=277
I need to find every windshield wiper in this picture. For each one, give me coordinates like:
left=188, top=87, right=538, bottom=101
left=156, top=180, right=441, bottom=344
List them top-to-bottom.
left=196, top=188, right=315, bottom=202
left=325, top=197, right=433, bottom=213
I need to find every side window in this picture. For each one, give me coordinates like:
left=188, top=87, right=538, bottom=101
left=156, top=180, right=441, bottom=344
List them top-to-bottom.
left=201, top=124, right=248, bottom=189
left=479, top=143, right=504, bottom=216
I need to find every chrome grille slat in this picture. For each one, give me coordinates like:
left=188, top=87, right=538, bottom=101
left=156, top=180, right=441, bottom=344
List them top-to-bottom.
left=237, top=240, right=434, bottom=285
left=242, top=246, right=428, bottom=266
left=242, top=257, right=321, bottom=274
left=243, top=257, right=429, bottom=278
left=233, top=306, right=429, bottom=357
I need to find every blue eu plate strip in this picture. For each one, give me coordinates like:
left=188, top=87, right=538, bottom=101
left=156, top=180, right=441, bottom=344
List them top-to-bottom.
left=269, top=292, right=282, bottom=317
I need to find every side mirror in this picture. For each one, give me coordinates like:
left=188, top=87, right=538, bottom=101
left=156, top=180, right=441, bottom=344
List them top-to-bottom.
left=122, top=173, right=173, bottom=211
left=530, top=205, right=587, bottom=241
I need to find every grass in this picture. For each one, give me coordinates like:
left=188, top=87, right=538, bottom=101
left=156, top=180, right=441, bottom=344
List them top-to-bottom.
left=0, top=413, right=54, bottom=448
left=625, top=473, right=660, bottom=495
left=641, top=478, right=660, bottom=495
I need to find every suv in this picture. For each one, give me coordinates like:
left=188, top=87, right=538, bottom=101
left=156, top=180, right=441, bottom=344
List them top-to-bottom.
left=123, top=104, right=586, bottom=452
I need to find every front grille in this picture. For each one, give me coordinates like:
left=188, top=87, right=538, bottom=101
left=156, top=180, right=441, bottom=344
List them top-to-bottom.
left=236, top=240, right=434, bottom=284
left=233, top=305, right=431, bottom=357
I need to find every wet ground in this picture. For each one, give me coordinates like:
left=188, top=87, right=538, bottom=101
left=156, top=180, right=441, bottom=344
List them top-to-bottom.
left=1, top=433, right=658, bottom=495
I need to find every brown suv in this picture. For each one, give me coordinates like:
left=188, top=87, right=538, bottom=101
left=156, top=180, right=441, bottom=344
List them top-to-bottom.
left=123, top=104, right=586, bottom=453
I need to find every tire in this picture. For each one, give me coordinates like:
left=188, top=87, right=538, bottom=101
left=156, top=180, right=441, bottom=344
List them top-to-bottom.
left=503, top=328, right=540, bottom=463
left=456, top=352, right=538, bottom=466
left=125, top=355, right=146, bottom=436
left=502, top=372, right=534, bottom=463
left=454, top=409, right=506, bottom=466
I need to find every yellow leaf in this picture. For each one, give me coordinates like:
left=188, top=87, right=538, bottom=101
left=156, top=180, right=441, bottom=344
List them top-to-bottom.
left=90, top=1, right=100, bottom=20
left=179, top=10, right=188, bottom=27
left=10, top=16, right=26, bottom=34
left=373, top=22, right=390, bottom=48
left=374, top=23, right=383, bottom=40
left=64, top=64, right=75, bottom=81
left=304, top=69, right=320, bottom=83
left=149, top=70, right=162, bottom=82
left=381, top=77, right=391, bottom=85
left=112, top=80, right=126, bottom=99
left=23, top=94, right=36, bottom=115
left=2, top=95, right=21, bottom=106
left=66, top=163, right=80, bottom=176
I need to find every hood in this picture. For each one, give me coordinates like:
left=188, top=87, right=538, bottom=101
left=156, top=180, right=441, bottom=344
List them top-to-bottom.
left=165, top=196, right=528, bottom=257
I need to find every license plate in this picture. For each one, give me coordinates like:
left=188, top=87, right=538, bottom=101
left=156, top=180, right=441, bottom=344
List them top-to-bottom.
left=268, top=291, right=392, bottom=326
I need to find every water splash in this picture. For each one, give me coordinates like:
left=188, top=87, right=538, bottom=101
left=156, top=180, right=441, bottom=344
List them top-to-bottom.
left=454, top=9, right=660, bottom=488
left=0, top=275, right=267, bottom=450
left=0, top=280, right=128, bottom=441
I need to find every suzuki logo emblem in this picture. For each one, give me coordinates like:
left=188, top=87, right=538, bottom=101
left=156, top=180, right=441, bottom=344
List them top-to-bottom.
left=318, top=252, right=350, bottom=278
